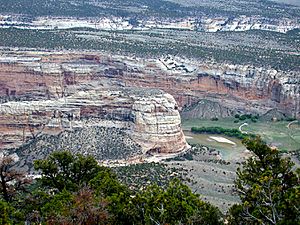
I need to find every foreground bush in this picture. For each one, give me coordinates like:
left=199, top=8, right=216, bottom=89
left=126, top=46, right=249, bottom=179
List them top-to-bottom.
left=228, top=138, right=300, bottom=224
left=1, top=151, right=223, bottom=225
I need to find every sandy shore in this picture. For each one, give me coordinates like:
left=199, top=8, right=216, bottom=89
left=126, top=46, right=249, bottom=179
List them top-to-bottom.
left=185, top=135, right=194, bottom=139
left=209, top=136, right=236, bottom=145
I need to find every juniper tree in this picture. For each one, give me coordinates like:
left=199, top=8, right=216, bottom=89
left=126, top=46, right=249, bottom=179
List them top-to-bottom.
left=229, top=138, right=300, bottom=225
left=0, top=155, right=31, bottom=202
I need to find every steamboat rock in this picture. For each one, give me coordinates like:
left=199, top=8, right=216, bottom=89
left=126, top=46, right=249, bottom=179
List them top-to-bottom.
left=0, top=49, right=299, bottom=153
left=0, top=88, right=188, bottom=155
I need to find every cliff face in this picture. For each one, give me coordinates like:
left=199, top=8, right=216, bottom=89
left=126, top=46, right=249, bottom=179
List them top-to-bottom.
left=1, top=15, right=299, bottom=33
left=0, top=50, right=299, bottom=153
left=1, top=51, right=299, bottom=114
left=1, top=52, right=299, bottom=111
left=126, top=57, right=299, bottom=117
left=192, top=63, right=299, bottom=110
left=0, top=88, right=188, bottom=154
left=131, top=93, right=186, bottom=154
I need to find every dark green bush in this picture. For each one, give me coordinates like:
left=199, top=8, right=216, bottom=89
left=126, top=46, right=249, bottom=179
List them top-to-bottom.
left=191, top=126, right=256, bottom=140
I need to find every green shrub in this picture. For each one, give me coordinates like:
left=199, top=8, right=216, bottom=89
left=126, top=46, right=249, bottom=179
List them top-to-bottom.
left=239, top=115, right=248, bottom=121
left=286, top=117, right=296, bottom=122
left=251, top=118, right=257, bottom=123
left=191, top=126, right=256, bottom=140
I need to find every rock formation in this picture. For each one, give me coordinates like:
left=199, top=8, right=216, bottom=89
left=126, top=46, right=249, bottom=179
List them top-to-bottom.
left=1, top=15, right=299, bottom=33
left=0, top=49, right=299, bottom=155
left=0, top=51, right=298, bottom=105
left=2, top=51, right=297, bottom=116
left=0, top=88, right=188, bottom=155
left=181, top=99, right=234, bottom=119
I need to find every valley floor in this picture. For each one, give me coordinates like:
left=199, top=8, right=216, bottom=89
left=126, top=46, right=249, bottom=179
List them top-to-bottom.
left=182, top=117, right=300, bottom=152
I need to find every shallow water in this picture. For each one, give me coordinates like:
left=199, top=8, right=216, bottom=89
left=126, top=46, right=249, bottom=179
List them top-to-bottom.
left=184, top=131, right=246, bottom=160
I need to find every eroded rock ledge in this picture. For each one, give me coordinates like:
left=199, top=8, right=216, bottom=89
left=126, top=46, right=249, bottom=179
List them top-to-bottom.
left=0, top=51, right=298, bottom=118
left=0, top=88, right=188, bottom=156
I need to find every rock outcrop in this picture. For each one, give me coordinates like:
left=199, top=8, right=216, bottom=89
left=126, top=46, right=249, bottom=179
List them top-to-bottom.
left=1, top=15, right=299, bottom=33
left=0, top=49, right=299, bottom=154
left=1, top=51, right=299, bottom=118
left=0, top=88, right=188, bottom=155
left=181, top=99, right=234, bottom=119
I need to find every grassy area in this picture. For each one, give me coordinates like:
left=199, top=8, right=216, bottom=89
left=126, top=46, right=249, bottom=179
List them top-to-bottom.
left=183, top=117, right=242, bottom=130
left=183, top=118, right=300, bottom=151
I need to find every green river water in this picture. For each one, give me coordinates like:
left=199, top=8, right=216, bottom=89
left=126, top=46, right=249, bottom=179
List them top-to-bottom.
left=184, top=131, right=247, bottom=161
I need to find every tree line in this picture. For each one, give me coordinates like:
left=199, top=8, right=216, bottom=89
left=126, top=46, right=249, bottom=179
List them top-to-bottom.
left=191, top=126, right=256, bottom=140
left=0, top=138, right=299, bottom=224
left=0, top=151, right=221, bottom=224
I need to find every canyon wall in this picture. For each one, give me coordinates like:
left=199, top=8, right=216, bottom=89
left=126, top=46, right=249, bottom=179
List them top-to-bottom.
left=1, top=15, right=299, bottom=33
left=0, top=50, right=299, bottom=153
left=1, top=51, right=297, bottom=116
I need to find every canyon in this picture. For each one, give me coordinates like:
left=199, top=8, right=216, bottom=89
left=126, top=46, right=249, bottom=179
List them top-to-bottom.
left=0, top=0, right=299, bottom=219
left=0, top=50, right=299, bottom=157
left=0, top=80, right=187, bottom=152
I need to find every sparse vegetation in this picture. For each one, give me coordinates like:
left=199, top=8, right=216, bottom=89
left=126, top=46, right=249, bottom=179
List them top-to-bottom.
left=0, top=0, right=298, bottom=19
left=0, top=0, right=299, bottom=223
left=0, top=0, right=188, bottom=18
left=0, top=27, right=299, bottom=70
left=113, top=162, right=186, bottom=190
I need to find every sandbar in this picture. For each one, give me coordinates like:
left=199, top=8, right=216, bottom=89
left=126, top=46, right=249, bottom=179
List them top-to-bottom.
left=209, top=136, right=236, bottom=145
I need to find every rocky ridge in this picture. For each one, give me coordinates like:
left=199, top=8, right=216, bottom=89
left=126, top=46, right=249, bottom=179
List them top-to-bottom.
left=0, top=15, right=299, bottom=33
left=181, top=99, right=234, bottom=119
left=13, top=126, right=143, bottom=173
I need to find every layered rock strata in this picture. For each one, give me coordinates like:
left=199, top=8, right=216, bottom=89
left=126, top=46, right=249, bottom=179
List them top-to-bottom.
left=1, top=15, right=299, bottom=33
left=0, top=49, right=299, bottom=153
left=1, top=51, right=298, bottom=116
left=0, top=88, right=188, bottom=154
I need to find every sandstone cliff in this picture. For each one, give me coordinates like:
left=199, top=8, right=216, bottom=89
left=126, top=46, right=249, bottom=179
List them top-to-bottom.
left=0, top=49, right=299, bottom=154
left=1, top=51, right=297, bottom=117
left=0, top=88, right=188, bottom=155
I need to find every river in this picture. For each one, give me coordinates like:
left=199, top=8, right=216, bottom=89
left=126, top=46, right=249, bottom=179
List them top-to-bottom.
left=184, top=131, right=247, bottom=161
